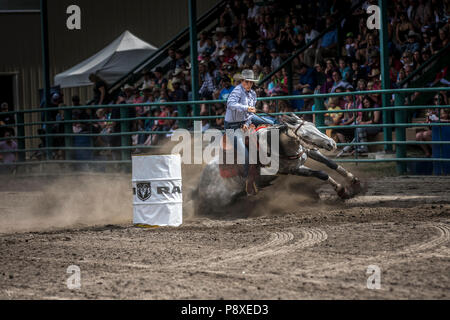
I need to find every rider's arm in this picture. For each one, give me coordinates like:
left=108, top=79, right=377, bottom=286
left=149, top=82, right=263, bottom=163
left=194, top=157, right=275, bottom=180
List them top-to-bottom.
left=227, top=88, right=250, bottom=112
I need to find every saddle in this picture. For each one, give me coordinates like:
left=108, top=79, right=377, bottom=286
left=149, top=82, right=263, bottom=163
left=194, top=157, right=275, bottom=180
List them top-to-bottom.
left=219, top=125, right=270, bottom=195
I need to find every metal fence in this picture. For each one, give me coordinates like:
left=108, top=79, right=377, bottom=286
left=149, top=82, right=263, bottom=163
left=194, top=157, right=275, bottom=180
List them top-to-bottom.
left=1, top=87, right=450, bottom=175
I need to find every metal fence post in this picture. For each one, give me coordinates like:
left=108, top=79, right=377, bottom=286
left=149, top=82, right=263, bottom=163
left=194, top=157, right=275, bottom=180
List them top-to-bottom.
left=40, top=0, right=52, bottom=160
left=189, top=0, right=200, bottom=118
left=379, top=0, right=393, bottom=152
left=287, top=62, right=293, bottom=96
left=395, top=93, right=406, bottom=174
left=314, top=97, right=325, bottom=133
left=178, top=104, right=187, bottom=129
left=120, top=105, right=130, bottom=160
left=64, top=108, right=72, bottom=160
left=45, top=110, right=52, bottom=160
left=16, top=111, right=26, bottom=162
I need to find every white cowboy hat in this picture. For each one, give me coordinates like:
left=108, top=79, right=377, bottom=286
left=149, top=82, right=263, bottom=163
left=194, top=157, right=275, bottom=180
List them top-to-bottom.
left=214, top=27, right=227, bottom=34
left=408, top=30, right=418, bottom=38
left=172, top=68, right=183, bottom=76
left=239, top=69, right=259, bottom=82
left=141, top=83, right=153, bottom=91
left=122, top=84, right=135, bottom=91
left=302, top=87, right=313, bottom=94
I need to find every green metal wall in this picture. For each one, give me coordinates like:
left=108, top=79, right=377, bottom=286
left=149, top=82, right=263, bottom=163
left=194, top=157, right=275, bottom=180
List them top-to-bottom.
left=0, top=0, right=218, bottom=148
left=0, top=0, right=217, bottom=106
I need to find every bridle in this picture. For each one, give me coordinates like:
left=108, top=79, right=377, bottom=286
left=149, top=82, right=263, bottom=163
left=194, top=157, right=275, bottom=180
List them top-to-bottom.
left=278, top=119, right=307, bottom=161
left=293, top=120, right=305, bottom=137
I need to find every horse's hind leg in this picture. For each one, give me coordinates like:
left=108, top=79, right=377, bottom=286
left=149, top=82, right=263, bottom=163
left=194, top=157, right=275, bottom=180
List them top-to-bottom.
left=307, top=149, right=362, bottom=194
left=289, top=165, right=351, bottom=199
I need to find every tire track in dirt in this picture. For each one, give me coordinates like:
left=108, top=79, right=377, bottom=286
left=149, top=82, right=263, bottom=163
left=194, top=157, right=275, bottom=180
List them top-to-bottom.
left=203, top=222, right=449, bottom=281
left=293, top=222, right=450, bottom=278
left=22, top=223, right=448, bottom=281
left=399, top=223, right=450, bottom=253
left=24, top=228, right=328, bottom=271
left=181, top=228, right=328, bottom=268
left=247, top=228, right=328, bottom=262
left=25, top=232, right=295, bottom=270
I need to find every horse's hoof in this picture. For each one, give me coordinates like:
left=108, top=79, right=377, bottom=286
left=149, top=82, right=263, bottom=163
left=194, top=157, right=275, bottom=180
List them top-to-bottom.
left=350, top=178, right=364, bottom=195
left=337, top=187, right=351, bottom=200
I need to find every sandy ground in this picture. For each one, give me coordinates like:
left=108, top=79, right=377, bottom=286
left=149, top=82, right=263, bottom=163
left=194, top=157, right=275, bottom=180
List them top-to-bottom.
left=0, top=165, right=449, bottom=300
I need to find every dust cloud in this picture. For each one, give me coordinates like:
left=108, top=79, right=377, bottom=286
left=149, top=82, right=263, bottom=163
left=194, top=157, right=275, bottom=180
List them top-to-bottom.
left=0, top=145, right=370, bottom=233
left=0, top=174, right=132, bottom=233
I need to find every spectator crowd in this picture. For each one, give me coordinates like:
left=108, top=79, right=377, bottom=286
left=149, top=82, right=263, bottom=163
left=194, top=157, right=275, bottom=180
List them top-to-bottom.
left=1, top=0, right=450, bottom=164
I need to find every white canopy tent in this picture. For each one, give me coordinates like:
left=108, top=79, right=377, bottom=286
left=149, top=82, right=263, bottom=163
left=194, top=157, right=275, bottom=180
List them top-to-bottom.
left=54, top=30, right=158, bottom=88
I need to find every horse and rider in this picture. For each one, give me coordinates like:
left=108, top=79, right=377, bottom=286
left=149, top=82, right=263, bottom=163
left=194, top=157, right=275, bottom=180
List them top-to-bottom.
left=198, top=69, right=362, bottom=211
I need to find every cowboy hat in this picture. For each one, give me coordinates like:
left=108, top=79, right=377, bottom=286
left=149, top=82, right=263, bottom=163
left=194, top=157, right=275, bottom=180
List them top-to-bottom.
left=214, top=27, right=227, bottom=34
left=408, top=30, right=418, bottom=38
left=172, top=68, right=183, bottom=76
left=368, top=68, right=380, bottom=78
left=239, top=69, right=259, bottom=82
left=141, top=83, right=153, bottom=91
left=122, top=84, right=135, bottom=91
left=302, top=87, right=313, bottom=94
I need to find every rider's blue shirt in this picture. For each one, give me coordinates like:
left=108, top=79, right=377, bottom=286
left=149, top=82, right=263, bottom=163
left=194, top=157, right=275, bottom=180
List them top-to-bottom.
left=225, top=84, right=257, bottom=124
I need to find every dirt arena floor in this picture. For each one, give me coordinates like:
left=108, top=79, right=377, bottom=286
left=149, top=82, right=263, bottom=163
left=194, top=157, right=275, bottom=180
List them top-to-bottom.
left=0, top=163, right=449, bottom=300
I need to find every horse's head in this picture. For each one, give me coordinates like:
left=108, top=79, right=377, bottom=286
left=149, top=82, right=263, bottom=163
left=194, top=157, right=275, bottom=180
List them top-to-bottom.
left=281, top=113, right=337, bottom=151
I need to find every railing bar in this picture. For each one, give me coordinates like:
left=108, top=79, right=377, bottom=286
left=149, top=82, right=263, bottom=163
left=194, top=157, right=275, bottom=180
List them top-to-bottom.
left=2, top=87, right=450, bottom=116
left=4, top=140, right=450, bottom=153
left=2, top=158, right=450, bottom=167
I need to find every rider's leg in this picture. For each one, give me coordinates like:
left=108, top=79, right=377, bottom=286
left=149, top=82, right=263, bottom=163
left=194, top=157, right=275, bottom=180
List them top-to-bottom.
left=249, top=114, right=275, bottom=127
left=224, top=122, right=258, bottom=195
left=224, top=123, right=250, bottom=178
left=233, top=133, right=249, bottom=178
left=233, top=133, right=260, bottom=195
left=307, top=149, right=358, bottom=183
left=289, top=165, right=347, bottom=197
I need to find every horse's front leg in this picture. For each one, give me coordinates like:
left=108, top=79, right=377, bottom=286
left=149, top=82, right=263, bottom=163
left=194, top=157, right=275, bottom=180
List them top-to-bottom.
left=306, top=149, right=362, bottom=194
left=288, top=165, right=351, bottom=199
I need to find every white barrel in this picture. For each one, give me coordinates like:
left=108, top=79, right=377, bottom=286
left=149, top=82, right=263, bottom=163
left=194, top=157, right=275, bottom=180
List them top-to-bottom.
left=132, top=155, right=182, bottom=227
